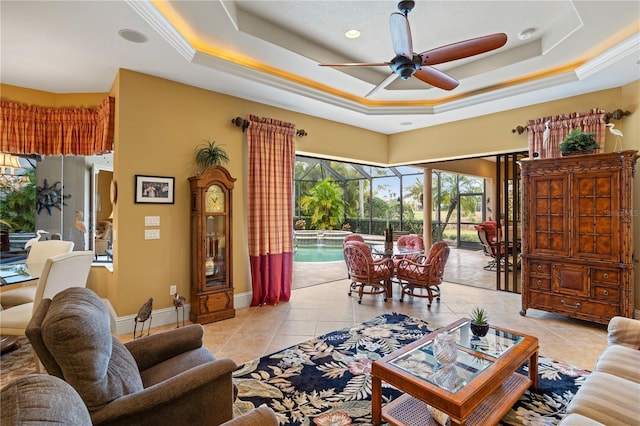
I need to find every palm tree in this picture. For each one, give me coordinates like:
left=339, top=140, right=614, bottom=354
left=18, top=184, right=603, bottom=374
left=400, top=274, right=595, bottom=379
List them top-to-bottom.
left=299, top=178, right=345, bottom=230
left=406, top=178, right=424, bottom=208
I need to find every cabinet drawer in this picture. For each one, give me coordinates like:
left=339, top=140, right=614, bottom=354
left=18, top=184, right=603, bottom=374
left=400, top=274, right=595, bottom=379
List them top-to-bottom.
left=528, top=261, right=551, bottom=276
left=592, top=269, right=620, bottom=285
left=529, top=277, right=551, bottom=291
left=594, top=285, right=619, bottom=301
left=529, top=292, right=619, bottom=320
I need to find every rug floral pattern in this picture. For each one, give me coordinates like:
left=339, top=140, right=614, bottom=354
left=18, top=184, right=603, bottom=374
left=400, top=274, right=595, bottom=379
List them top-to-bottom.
left=233, top=313, right=590, bottom=426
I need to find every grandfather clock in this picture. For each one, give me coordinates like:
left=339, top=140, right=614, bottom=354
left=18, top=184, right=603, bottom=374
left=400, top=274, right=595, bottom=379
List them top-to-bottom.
left=189, top=166, right=235, bottom=324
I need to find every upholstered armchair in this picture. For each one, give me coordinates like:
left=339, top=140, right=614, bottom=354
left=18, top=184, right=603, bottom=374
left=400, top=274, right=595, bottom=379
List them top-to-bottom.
left=343, top=240, right=393, bottom=304
left=395, top=241, right=450, bottom=308
left=25, top=287, right=277, bottom=426
left=1, top=374, right=278, bottom=426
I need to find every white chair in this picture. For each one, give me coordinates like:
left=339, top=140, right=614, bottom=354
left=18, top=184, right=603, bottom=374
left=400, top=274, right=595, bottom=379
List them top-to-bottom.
left=0, top=240, right=74, bottom=308
left=0, top=251, right=93, bottom=344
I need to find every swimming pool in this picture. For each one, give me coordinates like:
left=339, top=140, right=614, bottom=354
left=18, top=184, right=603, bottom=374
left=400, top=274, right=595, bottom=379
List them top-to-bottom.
left=294, top=246, right=344, bottom=262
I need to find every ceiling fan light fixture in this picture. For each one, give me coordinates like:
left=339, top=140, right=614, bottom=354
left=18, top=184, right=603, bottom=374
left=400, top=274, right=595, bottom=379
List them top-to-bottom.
left=517, top=28, right=535, bottom=41
left=344, top=29, right=361, bottom=39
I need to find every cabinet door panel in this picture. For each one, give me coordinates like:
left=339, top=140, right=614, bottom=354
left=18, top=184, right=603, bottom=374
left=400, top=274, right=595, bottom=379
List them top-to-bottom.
left=573, top=173, right=619, bottom=260
left=531, top=176, right=569, bottom=255
left=552, top=264, right=589, bottom=297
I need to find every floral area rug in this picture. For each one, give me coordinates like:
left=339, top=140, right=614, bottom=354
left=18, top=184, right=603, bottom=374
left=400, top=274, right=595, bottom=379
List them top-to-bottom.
left=233, top=313, right=589, bottom=425
left=0, top=337, right=37, bottom=389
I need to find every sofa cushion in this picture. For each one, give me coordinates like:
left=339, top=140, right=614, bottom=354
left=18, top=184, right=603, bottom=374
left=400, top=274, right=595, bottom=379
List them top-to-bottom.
left=40, top=287, right=143, bottom=411
left=607, top=316, right=640, bottom=349
left=595, top=344, right=640, bottom=383
left=566, top=371, right=640, bottom=425
left=1, top=374, right=92, bottom=425
left=559, top=413, right=604, bottom=426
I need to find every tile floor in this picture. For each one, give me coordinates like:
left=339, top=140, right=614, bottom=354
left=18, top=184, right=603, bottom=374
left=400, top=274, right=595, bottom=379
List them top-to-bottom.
left=119, top=249, right=609, bottom=372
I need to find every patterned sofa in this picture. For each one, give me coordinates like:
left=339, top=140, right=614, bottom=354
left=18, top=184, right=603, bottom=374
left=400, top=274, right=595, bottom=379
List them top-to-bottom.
left=560, top=316, right=640, bottom=425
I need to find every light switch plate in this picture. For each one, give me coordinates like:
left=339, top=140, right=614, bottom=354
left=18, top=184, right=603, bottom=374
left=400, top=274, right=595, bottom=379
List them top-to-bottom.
left=144, top=216, right=160, bottom=226
left=145, top=229, right=160, bottom=240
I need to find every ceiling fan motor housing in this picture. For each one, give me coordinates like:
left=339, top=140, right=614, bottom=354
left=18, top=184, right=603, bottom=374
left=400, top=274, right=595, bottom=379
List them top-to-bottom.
left=397, top=0, right=415, bottom=15
left=391, top=55, right=421, bottom=79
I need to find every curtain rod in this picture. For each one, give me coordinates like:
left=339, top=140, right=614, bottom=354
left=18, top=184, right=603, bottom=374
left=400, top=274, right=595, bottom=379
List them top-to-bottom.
left=511, top=108, right=631, bottom=135
left=231, top=117, right=308, bottom=138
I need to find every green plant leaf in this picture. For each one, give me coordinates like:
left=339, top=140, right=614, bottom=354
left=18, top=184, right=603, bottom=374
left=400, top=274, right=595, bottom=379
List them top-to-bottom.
left=194, top=140, right=229, bottom=170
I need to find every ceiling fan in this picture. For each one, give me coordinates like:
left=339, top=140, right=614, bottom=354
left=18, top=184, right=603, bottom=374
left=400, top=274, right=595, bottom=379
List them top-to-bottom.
left=319, top=0, right=507, bottom=97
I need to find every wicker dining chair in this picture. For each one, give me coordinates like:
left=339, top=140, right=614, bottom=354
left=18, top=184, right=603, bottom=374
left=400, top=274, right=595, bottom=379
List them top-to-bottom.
left=393, top=234, right=425, bottom=267
left=343, top=240, right=394, bottom=304
left=395, top=241, right=450, bottom=308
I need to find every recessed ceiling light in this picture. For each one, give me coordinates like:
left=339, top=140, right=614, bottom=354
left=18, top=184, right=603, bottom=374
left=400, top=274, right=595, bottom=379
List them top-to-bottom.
left=517, top=28, right=535, bottom=41
left=118, top=29, right=148, bottom=44
left=345, top=29, right=361, bottom=39
left=400, top=121, right=413, bottom=126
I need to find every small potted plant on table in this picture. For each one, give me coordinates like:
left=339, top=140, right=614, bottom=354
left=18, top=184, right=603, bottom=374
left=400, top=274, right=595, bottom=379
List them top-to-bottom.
left=470, top=306, right=490, bottom=337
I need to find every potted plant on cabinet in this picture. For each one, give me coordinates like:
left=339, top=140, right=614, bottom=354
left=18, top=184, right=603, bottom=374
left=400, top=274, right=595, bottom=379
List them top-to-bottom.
left=559, top=129, right=600, bottom=156
left=195, top=140, right=229, bottom=172
left=470, top=306, right=490, bottom=337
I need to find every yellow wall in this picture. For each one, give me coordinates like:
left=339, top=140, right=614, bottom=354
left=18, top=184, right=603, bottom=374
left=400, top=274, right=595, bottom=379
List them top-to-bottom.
left=109, top=70, right=387, bottom=316
left=2, top=75, right=639, bottom=316
left=0, top=84, right=106, bottom=108
left=387, top=88, right=634, bottom=163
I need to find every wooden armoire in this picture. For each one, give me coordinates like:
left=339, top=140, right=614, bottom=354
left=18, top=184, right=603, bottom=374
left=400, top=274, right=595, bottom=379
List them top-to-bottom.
left=520, top=150, right=637, bottom=324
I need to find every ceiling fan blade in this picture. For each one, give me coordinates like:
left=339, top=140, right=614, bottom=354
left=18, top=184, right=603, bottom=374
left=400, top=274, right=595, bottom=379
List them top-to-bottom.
left=390, top=12, right=413, bottom=59
left=419, top=33, right=507, bottom=66
left=319, top=62, right=391, bottom=67
left=414, top=67, right=459, bottom=90
left=365, top=73, right=400, bottom=97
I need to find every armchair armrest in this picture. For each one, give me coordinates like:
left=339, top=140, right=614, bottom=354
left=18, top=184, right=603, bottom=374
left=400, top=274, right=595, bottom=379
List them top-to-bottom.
left=607, top=316, right=640, bottom=349
left=125, top=324, right=206, bottom=371
left=91, top=358, right=237, bottom=426
left=223, top=406, right=278, bottom=426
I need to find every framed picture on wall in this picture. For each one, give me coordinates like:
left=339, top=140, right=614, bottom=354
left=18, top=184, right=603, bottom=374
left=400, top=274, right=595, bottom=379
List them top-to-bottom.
left=135, top=175, right=175, bottom=204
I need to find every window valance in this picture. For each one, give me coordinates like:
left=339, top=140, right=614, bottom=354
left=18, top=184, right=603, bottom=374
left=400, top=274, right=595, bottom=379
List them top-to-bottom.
left=0, top=96, right=115, bottom=156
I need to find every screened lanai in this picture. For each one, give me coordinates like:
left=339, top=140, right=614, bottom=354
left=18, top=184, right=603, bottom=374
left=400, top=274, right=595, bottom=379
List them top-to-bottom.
left=293, top=153, right=527, bottom=294
left=293, top=155, right=491, bottom=247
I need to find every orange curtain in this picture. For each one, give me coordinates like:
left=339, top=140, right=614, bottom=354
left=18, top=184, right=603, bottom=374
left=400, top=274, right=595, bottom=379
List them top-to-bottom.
left=0, top=96, right=115, bottom=155
left=527, top=108, right=606, bottom=159
left=246, top=115, right=295, bottom=306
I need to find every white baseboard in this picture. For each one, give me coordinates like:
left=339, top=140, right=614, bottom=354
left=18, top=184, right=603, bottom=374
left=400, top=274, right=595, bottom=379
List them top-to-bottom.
left=104, top=291, right=254, bottom=336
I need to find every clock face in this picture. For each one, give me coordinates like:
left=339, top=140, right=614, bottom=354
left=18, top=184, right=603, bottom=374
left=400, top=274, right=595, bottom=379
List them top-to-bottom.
left=205, top=185, right=224, bottom=213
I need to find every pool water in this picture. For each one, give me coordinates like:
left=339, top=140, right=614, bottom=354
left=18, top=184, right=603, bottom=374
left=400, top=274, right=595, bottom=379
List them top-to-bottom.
left=294, top=246, right=344, bottom=262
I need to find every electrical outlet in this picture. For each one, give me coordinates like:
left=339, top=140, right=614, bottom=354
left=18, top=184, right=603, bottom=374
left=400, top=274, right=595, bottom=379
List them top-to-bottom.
left=144, top=229, right=160, bottom=239
left=169, top=285, right=177, bottom=295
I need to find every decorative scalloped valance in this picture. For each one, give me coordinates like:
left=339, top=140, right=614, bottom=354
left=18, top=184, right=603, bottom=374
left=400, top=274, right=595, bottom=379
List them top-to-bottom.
left=0, top=96, right=114, bottom=156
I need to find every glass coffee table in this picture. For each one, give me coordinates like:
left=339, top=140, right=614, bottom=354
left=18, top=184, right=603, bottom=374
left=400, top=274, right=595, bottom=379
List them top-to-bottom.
left=371, top=318, right=539, bottom=425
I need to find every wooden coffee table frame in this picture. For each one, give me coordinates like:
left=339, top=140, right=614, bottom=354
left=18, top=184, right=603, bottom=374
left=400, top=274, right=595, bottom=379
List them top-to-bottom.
left=371, top=318, right=539, bottom=426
